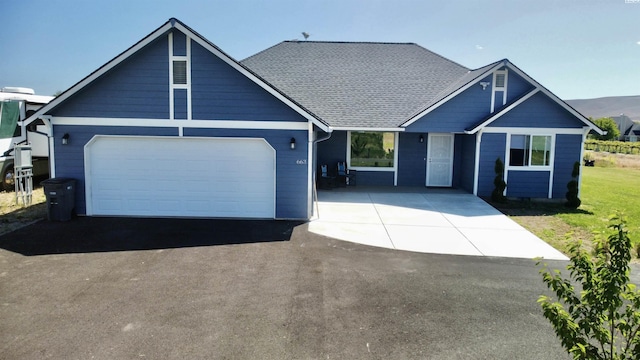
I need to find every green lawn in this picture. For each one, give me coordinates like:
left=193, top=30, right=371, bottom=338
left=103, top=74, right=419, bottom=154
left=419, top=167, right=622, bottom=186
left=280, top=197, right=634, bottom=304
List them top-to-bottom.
left=492, top=165, right=640, bottom=257
left=562, top=166, right=640, bottom=243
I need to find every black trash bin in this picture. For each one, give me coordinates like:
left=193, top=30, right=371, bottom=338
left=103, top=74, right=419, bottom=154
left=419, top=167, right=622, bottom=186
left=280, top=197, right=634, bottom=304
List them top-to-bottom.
left=40, top=178, right=76, bottom=221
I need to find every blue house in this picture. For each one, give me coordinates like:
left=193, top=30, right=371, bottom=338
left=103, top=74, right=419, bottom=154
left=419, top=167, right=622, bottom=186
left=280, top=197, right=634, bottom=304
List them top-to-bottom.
left=29, top=19, right=602, bottom=220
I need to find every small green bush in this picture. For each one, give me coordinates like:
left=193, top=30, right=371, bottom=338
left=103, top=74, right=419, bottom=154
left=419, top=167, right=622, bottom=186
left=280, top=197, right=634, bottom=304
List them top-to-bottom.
left=491, top=158, right=507, bottom=203
left=566, top=161, right=581, bottom=208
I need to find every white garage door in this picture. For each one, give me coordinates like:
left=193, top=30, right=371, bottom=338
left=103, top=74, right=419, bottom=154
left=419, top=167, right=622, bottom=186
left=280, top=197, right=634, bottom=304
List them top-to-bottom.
left=85, top=136, right=276, bottom=218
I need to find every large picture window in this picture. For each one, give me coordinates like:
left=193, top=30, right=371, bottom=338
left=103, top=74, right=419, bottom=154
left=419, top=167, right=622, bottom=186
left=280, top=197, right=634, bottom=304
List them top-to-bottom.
left=349, top=132, right=395, bottom=168
left=509, top=135, right=551, bottom=167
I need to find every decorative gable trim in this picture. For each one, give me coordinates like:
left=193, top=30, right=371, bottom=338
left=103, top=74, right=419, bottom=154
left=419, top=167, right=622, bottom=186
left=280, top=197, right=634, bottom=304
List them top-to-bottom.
left=28, top=18, right=330, bottom=133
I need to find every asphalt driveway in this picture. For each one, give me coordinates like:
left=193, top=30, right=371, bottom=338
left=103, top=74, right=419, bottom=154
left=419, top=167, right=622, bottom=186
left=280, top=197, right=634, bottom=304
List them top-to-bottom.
left=0, top=217, right=574, bottom=359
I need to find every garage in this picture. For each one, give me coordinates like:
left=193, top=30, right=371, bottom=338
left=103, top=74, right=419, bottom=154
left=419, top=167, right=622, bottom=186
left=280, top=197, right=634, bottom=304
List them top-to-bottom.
left=85, top=136, right=276, bottom=218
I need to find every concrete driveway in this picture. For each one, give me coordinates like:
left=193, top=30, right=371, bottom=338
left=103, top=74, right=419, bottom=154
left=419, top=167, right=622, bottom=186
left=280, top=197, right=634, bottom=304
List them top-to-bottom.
left=309, top=188, right=568, bottom=260
left=0, top=217, right=573, bottom=359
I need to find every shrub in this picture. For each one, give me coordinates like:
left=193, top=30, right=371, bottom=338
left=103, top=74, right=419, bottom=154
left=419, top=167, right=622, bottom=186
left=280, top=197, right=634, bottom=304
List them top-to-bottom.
left=491, top=158, right=507, bottom=203
left=565, top=161, right=581, bottom=208
left=538, top=215, right=640, bottom=359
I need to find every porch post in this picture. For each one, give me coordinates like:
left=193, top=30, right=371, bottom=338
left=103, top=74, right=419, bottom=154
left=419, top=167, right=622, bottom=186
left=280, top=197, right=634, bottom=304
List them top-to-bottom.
left=473, top=130, right=483, bottom=195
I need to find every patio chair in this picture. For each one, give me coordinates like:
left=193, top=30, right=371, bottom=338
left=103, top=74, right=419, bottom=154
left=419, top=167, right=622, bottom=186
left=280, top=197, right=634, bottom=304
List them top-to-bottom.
left=337, top=161, right=356, bottom=186
left=318, top=164, right=337, bottom=189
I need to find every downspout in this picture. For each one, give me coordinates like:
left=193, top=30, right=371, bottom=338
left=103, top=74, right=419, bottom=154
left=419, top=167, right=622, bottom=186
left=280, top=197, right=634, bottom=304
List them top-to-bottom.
left=310, top=129, right=333, bottom=219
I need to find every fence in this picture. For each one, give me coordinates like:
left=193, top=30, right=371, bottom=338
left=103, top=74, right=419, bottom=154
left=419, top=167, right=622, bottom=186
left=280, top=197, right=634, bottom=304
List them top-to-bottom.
left=585, top=140, right=640, bottom=155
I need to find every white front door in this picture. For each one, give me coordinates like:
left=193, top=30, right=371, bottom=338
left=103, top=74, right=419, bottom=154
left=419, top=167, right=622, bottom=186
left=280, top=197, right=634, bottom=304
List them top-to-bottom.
left=426, top=133, right=454, bottom=187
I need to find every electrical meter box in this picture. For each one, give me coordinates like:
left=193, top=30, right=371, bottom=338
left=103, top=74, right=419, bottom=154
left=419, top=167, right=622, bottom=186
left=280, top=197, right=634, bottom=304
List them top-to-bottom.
left=14, top=144, right=33, bottom=169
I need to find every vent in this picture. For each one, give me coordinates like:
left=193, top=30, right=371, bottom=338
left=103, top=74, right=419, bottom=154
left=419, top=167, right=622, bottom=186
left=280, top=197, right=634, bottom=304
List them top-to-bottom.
left=173, top=60, right=187, bottom=85
left=495, top=73, right=506, bottom=88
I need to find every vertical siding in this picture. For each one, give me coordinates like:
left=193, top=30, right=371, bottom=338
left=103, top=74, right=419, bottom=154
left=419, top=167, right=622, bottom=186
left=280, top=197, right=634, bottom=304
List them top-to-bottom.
left=51, top=37, right=170, bottom=118
left=190, top=41, right=306, bottom=122
left=405, top=75, right=493, bottom=133
left=489, top=92, right=586, bottom=129
left=53, top=125, right=179, bottom=215
left=184, top=128, right=309, bottom=219
left=397, top=132, right=426, bottom=186
left=477, top=133, right=506, bottom=197
left=552, top=134, right=583, bottom=199
left=506, top=171, right=550, bottom=198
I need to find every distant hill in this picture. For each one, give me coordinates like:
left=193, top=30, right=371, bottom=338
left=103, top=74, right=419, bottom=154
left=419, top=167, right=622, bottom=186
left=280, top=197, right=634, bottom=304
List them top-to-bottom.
left=565, top=95, right=640, bottom=122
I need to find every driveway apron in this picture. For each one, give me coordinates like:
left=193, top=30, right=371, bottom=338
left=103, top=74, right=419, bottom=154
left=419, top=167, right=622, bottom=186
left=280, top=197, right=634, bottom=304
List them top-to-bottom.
left=308, top=189, right=567, bottom=260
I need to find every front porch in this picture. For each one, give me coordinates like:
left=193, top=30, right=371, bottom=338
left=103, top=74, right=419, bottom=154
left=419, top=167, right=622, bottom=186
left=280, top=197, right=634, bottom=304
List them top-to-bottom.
left=309, top=187, right=566, bottom=260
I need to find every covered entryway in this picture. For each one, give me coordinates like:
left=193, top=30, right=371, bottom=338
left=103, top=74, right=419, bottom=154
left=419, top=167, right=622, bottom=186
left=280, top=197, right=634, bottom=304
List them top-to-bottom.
left=85, top=136, right=276, bottom=218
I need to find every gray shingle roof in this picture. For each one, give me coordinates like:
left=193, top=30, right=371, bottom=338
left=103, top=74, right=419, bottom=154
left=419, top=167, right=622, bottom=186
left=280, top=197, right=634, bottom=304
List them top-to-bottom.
left=241, top=41, right=472, bottom=129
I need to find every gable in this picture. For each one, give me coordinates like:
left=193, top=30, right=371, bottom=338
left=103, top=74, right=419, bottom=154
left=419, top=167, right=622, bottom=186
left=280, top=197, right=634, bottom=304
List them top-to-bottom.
left=31, top=19, right=327, bottom=131
left=49, top=30, right=308, bottom=123
left=50, top=35, right=170, bottom=118
left=405, top=74, right=494, bottom=133
left=488, top=91, right=587, bottom=129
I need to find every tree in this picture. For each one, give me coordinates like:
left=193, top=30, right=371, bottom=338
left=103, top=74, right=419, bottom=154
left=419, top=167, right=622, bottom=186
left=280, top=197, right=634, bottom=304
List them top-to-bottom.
left=590, top=117, right=620, bottom=141
left=538, top=215, right=640, bottom=359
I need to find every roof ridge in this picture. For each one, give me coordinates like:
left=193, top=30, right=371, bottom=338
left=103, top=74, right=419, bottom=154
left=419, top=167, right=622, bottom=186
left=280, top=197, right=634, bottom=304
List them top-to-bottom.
left=282, top=40, right=418, bottom=45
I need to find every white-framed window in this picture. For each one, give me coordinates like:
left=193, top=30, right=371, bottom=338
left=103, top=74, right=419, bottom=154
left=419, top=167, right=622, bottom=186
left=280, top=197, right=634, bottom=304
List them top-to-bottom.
left=348, top=131, right=395, bottom=170
left=509, top=134, right=552, bottom=167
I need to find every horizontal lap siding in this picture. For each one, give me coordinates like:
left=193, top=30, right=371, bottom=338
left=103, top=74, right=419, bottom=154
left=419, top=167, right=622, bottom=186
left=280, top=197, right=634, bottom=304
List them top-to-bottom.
left=51, top=36, right=170, bottom=118
left=191, top=42, right=304, bottom=121
left=506, top=71, right=535, bottom=104
left=405, top=75, right=492, bottom=133
left=489, top=92, right=586, bottom=128
left=53, top=125, right=179, bottom=215
left=184, top=128, right=309, bottom=219
left=317, top=131, right=347, bottom=175
left=397, top=132, right=426, bottom=186
left=477, top=133, right=506, bottom=197
left=458, top=134, right=476, bottom=193
left=553, top=134, right=583, bottom=199
left=356, top=171, right=394, bottom=186
left=506, top=171, right=550, bottom=198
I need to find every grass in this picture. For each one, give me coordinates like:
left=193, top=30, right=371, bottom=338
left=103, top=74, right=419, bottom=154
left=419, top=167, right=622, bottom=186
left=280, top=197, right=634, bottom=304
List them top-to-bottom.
left=491, top=153, right=640, bottom=259
left=0, top=186, right=47, bottom=236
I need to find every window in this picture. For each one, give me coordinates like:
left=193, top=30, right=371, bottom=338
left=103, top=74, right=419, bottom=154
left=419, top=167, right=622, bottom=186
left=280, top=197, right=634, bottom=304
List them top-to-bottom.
left=172, top=60, right=187, bottom=85
left=349, top=132, right=395, bottom=168
left=509, top=135, right=551, bottom=167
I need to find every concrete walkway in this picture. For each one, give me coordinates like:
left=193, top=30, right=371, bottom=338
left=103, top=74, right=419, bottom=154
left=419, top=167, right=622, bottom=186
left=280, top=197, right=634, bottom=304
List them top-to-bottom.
left=309, top=188, right=568, bottom=260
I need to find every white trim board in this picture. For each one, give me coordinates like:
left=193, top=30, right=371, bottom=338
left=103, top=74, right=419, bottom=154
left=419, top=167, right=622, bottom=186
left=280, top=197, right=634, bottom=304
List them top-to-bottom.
left=50, top=117, right=310, bottom=130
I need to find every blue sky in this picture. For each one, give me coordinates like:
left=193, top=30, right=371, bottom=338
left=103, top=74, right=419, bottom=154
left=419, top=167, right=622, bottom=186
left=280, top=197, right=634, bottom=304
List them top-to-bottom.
left=2, top=0, right=638, bottom=100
